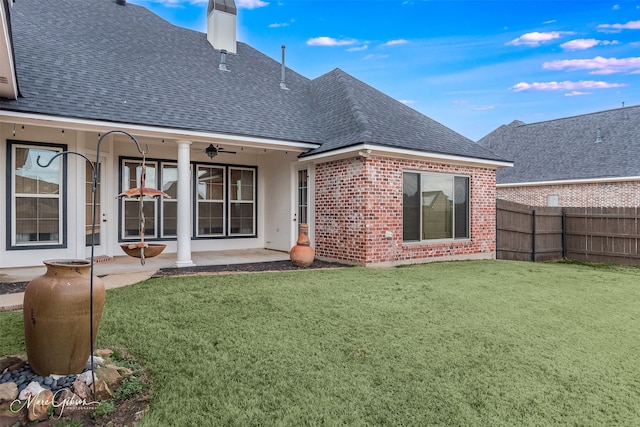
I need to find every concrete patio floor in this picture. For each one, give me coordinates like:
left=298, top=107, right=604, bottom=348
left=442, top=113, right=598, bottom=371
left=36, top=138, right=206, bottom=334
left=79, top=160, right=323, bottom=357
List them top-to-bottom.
left=0, top=248, right=290, bottom=311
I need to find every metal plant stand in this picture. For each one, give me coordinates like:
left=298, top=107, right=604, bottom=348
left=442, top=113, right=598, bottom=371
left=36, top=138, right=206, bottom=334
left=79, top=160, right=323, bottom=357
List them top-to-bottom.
left=37, top=130, right=151, bottom=396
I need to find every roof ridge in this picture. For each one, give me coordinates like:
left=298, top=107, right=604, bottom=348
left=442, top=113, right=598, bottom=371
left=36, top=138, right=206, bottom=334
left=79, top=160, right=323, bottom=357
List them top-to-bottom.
left=333, top=69, right=373, bottom=143
left=516, top=104, right=640, bottom=128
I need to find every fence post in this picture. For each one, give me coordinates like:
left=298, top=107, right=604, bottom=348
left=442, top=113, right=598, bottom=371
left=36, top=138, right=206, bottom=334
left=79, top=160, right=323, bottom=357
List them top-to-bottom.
left=532, top=209, right=536, bottom=262
left=562, top=209, right=567, bottom=260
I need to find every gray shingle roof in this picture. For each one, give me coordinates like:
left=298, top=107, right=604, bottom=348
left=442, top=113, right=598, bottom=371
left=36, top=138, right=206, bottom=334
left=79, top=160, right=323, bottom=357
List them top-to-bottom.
left=2, top=0, right=506, bottom=163
left=477, top=105, right=640, bottom=184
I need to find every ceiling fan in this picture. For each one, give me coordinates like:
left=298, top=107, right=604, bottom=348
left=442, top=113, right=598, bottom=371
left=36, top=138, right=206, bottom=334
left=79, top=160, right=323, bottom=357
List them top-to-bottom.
left=204, top=144, right=237, bottom=159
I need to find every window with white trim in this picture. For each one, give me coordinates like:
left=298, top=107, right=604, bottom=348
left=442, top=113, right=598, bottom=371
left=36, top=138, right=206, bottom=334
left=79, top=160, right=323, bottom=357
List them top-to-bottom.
left=9, top=142, right=66, bottom=248
left=403, top=172, right=470, bottom=242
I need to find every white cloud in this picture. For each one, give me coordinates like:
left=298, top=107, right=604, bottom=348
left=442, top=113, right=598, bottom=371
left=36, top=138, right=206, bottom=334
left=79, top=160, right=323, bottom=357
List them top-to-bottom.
left=237, top=0, right=269, bottom=9
left=613, top=4, right=620, bottom=10
left=269, top=18, right=294, bottom=28
left=597, top=19, right=640, bottom=32
left=542, top=20, right=557, bottom=25
left=506, top=31, right=574, bottom=47
left=306, top=37, right=358, bottom=47
left=560, top=38, right=619, bottom=51
left=381, top=39, right=408, bottom=47
left=347, top=45, right=368, bottom=52
left=363, top=54, right=389, bottom=60
left=543, top=56, right=640, bottom=74
left=510, top=80, right=627, bottom=92
left=565, top=91, right=591, bottom=96
left=400, top=99, right=417, bottom=105
left=473, top=106, right=495, bottom=111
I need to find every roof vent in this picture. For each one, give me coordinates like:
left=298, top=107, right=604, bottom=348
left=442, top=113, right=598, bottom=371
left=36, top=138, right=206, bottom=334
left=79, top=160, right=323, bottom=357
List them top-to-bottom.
left=116, top=0, right=126, bottom=5
left=280, top=45, right=289, bottom=90
left=219, top=49, right=230, bottom=72
left=595, top=128, right=602, bottom=143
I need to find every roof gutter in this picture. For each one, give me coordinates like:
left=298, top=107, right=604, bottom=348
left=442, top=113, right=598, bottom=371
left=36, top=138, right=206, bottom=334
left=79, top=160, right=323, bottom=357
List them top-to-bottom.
left=0, top=110, right=320, bottom=151
left=301, top=143, right=514, bottom=169
left=498, top=176, right=640, bottom=187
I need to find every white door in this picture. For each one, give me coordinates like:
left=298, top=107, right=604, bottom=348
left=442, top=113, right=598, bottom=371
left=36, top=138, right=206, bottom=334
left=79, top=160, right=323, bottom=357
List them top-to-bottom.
left=85, top=156, right=108, bottom=257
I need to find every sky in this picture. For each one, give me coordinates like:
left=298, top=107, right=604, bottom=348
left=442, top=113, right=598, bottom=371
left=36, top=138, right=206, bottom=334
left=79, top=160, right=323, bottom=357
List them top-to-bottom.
left=128, top=0, right=640, bottom=141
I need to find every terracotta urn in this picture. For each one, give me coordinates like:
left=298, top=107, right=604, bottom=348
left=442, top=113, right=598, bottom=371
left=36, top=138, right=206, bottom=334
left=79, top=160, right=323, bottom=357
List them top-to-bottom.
left=290, top=224, right=315, bottom=267
left=23, top=259, right=106, bottom=376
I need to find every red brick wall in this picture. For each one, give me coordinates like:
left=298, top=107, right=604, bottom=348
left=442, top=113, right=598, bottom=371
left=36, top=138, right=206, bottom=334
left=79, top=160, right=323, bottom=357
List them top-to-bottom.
left=314, top=156, right=497, bottom=265
left=498, top=180, right=640, bottom=207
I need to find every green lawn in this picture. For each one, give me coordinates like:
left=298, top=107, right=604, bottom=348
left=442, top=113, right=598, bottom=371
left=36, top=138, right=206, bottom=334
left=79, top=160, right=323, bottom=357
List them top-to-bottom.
left=2, top=260, right=640, bottom=426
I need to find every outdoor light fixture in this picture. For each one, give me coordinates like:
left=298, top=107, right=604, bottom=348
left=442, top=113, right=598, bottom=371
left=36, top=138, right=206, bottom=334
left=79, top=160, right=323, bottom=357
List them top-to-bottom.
left=205, top=143, right=218, bottom=158
left=205, top=144, right=236, bottom=158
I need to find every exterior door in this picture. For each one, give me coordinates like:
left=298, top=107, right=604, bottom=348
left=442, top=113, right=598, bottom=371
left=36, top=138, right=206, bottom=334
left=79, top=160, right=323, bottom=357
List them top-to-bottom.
left=85, top=156, right=107, bottom=257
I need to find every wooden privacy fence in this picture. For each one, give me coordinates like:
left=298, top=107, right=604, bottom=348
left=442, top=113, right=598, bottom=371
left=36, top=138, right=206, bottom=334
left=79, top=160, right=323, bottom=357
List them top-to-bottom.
left=496, top=199, right=640, bottom=265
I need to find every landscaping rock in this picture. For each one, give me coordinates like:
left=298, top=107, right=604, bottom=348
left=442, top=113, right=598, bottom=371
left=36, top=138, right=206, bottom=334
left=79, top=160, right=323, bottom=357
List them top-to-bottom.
left=95, top=349, right=114, bottom=358
left=0, top=355, right=24, bottom=373
left=96, top=365, right=123, bottom=390
left=113, top=365, right=134, bottom=377
left=77, top=370, right=94, bottom=386
left=94, top=378, right=113, bottom=401
left=72, top=379, right=92, bottom=401
left=18, top=381, right=45, bottom=401
left=0, top=382, right=18, bottom=403
left=53, top=388, right=84, bottom=417
left=26, top=389, right=53, bottom=422
left=0, top=400, right=26, bottom=426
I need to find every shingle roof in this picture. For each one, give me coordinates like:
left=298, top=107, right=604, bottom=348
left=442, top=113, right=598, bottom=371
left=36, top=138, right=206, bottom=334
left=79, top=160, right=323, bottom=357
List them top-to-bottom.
left=2, top=0, right=506, bottom=163
left=477, top=105, right=640, bottom=184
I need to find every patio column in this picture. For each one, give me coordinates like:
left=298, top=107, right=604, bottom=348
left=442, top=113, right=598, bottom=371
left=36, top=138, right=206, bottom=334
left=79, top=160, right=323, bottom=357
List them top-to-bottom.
left=175, top=140, right=194, bottom=267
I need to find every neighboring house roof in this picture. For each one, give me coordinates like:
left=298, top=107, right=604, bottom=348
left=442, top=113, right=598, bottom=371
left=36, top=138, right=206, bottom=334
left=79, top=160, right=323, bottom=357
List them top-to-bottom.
left=1, top=0, right=506, bottom=163
left=477, top=105, right=640, bottom=184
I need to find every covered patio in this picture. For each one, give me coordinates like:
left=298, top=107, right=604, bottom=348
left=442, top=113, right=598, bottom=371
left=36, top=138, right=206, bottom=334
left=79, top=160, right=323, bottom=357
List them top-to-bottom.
left=0, top=248, right=292, bottom=310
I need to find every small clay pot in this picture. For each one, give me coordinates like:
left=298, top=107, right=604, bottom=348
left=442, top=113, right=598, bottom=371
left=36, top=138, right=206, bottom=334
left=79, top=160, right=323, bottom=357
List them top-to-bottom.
left=290, top=224, right=314, bottom=267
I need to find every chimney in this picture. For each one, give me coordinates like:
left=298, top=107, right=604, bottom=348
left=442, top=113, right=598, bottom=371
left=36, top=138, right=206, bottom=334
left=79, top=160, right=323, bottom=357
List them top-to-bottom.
left=207, top=0, right=237, bottom=54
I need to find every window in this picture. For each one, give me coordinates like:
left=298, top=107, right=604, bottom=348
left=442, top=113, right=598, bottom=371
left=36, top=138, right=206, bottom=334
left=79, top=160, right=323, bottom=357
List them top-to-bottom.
left=8, top=142, right=66, bottom=248
left=120, top=158, right=256, bottom=240
left=121, top=159, right=158, bottom=240
left=161, top=163, right=178, bottom=237
left=196, top=165, right=225, bottom=236
left=229, top=168, right=255, bottom=235
left=403, top=172, right=469, bottom=242
left=547, top=194, right=559, bottom=207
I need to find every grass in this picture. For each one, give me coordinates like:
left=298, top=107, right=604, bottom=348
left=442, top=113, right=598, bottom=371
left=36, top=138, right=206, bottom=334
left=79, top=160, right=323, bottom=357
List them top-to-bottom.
left=2, top=260, right=640, bottom=425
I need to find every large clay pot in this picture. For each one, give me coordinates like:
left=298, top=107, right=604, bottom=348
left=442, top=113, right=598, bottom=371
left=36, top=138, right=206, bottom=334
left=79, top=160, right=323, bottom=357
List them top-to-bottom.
left=290, top=224, right=315, bottom=267
left=23, top=259, right=106, bottom=376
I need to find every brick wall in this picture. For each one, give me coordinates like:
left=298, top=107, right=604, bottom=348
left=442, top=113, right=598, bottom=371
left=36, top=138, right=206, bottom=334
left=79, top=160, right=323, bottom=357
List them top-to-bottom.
left=314, top=156, right=497, bottom=266
left=498, top=180, right=640, bottom=207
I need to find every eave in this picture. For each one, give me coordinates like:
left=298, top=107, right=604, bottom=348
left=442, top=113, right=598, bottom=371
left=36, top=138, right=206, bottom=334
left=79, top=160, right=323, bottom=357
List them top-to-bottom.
left=0, top=0, right=19, bottom=100
left=301, top=143, right=514, bottom=169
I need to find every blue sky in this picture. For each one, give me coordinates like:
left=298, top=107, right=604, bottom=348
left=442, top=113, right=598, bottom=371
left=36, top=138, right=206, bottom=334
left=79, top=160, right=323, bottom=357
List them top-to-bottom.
left=129, top=0, right=640, bottom=141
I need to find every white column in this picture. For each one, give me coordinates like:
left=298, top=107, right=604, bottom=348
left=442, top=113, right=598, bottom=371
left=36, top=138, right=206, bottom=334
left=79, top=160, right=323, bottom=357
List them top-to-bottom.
left=175, top=140, right=194, bottom=267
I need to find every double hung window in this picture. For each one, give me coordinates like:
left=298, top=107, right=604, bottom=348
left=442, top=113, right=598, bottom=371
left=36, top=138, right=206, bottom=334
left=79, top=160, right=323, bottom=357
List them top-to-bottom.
left=9, top=142, right=66, bottom=248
